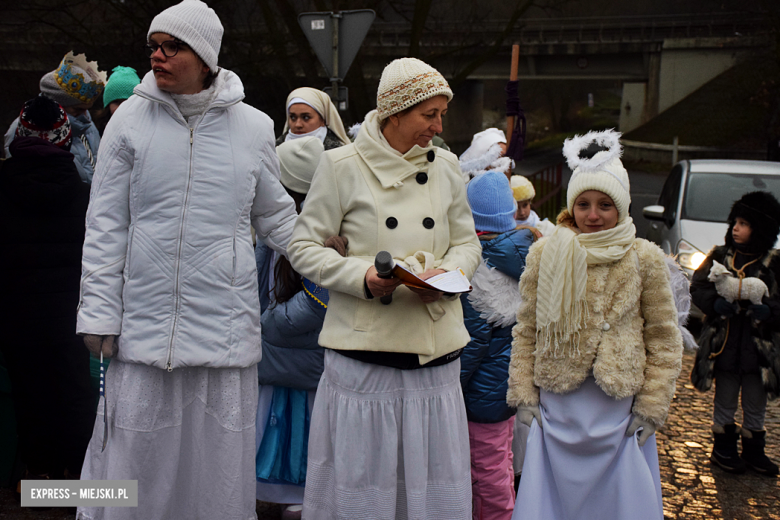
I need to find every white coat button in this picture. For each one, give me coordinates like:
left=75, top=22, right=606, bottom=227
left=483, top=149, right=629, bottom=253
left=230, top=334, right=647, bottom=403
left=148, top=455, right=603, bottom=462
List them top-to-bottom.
left=602, top=322, right=610, bottom=331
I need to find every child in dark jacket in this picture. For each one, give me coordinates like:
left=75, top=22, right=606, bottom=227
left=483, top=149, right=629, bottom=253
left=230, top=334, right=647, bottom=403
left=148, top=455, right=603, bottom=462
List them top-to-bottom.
left=0, top=96, right=95, bottom=492
left=461, top=171, right=534, bottom=519
left=690, top=190, right=780, bottom=476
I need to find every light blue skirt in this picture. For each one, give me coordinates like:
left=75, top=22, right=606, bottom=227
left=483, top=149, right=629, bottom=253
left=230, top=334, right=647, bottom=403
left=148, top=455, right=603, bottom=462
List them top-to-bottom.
left=513, top=376, right=663, bottom=520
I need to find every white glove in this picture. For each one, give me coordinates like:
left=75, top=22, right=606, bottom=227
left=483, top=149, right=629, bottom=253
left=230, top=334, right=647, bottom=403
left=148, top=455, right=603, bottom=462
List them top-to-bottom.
left=83, top=335, right=118, bottom=358
left=517, top=405, right=543, bottom=429
left=625, top=415, right=656, bottom=447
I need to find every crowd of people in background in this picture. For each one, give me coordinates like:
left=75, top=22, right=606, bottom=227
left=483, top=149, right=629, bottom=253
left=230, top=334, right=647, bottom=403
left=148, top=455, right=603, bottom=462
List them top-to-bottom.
left=1, top=1, right=779, bottom=520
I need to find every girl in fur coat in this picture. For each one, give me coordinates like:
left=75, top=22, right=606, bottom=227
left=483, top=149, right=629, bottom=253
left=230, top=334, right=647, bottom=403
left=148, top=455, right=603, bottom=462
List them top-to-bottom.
left=507, top=130, right=683, bottom=520
left=461, top=171, right=534, bottom=520
left=690, top=190, right=780, bottom=476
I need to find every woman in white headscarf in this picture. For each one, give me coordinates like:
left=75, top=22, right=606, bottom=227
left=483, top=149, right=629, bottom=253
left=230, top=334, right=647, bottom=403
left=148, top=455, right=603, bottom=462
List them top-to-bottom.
left=276, top=87, right=350, bottom=150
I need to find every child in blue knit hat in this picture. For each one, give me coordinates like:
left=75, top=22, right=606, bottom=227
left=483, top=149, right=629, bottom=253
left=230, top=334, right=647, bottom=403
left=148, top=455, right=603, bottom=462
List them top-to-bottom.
left=461, top=171, right=535, bottom=520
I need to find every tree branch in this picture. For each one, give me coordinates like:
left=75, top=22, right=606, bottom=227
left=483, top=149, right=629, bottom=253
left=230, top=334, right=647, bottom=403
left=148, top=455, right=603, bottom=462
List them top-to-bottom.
left=449, top=0, right=532, bottom=87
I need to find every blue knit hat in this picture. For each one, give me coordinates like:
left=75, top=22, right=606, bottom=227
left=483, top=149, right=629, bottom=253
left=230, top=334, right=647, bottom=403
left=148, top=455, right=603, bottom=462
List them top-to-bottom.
left=467, top=171, right=517, bottom=233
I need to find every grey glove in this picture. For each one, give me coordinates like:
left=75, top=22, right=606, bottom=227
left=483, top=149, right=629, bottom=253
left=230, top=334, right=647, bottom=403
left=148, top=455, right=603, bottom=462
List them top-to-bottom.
left=84, top=335, right=118, bottom=358
left=517, top=405, right=543, bottom=429
left=625, top=415, right=656, bottom=447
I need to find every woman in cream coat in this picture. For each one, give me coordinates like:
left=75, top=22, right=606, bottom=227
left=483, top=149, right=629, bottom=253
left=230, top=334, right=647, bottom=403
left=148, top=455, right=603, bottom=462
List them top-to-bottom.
left=288, top=58, right=481, bottom=519
left=507, top=131, right=683, bottom=520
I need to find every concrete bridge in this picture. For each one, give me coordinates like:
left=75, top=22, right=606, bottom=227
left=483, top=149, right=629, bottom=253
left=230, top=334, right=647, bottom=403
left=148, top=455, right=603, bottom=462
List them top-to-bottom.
left=0, top=10, right=772, bottom=151
left=358, top=12, right=772, bottom=148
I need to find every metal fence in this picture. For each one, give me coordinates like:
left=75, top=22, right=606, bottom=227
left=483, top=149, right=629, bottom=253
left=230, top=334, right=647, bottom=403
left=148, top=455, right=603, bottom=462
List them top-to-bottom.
left=527, top=162, right=564, bottom=221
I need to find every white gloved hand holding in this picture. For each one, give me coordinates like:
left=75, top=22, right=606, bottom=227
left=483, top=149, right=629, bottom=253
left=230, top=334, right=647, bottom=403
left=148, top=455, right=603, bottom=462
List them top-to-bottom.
left=83, top=335, right=118, bottom=358
left=517, top=405, right=543, bottom=429
left=625, top=415, right=656, bottom=447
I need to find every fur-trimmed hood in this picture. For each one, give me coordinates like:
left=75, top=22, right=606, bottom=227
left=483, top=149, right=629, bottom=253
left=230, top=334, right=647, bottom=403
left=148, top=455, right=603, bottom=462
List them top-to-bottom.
left=725, top=191, right=780, bottom=254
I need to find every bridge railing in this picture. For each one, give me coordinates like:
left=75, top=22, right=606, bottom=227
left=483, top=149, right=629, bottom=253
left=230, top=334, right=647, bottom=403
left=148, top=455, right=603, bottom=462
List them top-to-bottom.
left=367, top=12, right=770, bottom=48
left=527, top=162, right=564, bottom=221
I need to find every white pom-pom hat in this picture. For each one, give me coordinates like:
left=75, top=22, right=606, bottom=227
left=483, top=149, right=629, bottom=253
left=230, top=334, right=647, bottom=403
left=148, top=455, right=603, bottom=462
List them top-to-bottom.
left=563, top=129, right=631, bottom=221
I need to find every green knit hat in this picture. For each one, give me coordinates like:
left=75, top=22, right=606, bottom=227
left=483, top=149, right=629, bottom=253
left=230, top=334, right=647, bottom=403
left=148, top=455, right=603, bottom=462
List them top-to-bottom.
left=103, top=66, right=141, bottom=106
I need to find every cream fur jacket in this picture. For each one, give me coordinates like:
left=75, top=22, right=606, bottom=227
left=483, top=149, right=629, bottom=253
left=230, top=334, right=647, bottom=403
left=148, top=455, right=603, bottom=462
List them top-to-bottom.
left=288, top=111, right=481, bottom=364
left=507, top=236, right=683, bottom=426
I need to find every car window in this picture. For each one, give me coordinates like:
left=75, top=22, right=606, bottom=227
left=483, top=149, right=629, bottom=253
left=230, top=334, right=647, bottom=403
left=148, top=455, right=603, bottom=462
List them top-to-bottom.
left=658, top=164, right=683, bottom=222
left=682, top=172, right=780, bottom=222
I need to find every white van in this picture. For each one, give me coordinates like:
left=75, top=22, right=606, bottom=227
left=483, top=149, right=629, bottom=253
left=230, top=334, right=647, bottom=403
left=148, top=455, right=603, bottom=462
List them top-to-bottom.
left=643, top=159, right=780, bottom=281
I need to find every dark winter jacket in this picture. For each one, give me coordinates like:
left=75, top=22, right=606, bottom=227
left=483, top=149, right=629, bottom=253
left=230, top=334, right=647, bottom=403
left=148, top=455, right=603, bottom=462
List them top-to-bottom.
left=276, top=128, right=344, bottom=151
left=0, top=137, right=90, bottom=342
left=460, top=228, right=533, bottom=423
left=255, top=243, right=327, bottom=391
left=690, top=245, right=780, bottom=399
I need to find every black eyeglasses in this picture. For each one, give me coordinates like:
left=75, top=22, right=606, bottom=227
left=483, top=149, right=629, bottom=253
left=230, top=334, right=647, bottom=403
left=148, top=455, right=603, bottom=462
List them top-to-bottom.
left=145, top=40, right=188, bottom=58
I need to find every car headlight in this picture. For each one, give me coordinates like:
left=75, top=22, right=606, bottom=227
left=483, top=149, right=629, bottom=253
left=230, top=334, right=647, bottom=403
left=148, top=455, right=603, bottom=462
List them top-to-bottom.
left=676, top=240, right=706, bottom=271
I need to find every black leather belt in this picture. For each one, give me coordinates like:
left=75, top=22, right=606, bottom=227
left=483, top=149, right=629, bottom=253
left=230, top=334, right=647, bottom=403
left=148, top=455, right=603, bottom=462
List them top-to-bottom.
left=332, top=348, right=463, bottom=370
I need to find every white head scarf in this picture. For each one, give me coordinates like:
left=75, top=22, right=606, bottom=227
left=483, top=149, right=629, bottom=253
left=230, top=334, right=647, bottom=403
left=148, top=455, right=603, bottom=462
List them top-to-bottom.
left=283, top=87, right=350, bottom=146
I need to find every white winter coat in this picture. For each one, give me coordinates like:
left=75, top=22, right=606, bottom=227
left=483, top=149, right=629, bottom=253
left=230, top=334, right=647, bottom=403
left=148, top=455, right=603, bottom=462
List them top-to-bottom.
left=76, top=70, right=298, bottom=370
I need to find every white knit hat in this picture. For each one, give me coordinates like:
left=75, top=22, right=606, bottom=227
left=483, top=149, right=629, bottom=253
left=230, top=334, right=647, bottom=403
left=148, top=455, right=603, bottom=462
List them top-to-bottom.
left=148, top=0, right=223, bottom=71
left=376, top=58, right=453, bottom=120
left=563, top=130, right=631, bottom=221
left=277, top=136, right=325, bottom=195
left=510, top=175, right=535, bottom=202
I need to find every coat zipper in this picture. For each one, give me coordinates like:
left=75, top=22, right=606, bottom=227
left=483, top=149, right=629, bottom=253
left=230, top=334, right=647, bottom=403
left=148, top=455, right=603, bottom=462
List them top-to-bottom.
left=132, top=85, right=242, bottom=370
left=166, top=127, right=195, bottom=371
left=231, top=233, right=237, bottom=286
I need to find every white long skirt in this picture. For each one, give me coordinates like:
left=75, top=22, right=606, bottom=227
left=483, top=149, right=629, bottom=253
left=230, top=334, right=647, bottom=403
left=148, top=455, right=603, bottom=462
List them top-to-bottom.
left=303, top=349, right=472, bottom=520
left=76, top=359, right=259, bottom=520
left=513, top=376, right=663, bottom=520
left=255, top=384, right=316, bottom=504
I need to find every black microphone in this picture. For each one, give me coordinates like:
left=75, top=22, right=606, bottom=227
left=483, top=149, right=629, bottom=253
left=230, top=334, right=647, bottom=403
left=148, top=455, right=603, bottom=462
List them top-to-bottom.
left=374, top=251, right=394, bottom=305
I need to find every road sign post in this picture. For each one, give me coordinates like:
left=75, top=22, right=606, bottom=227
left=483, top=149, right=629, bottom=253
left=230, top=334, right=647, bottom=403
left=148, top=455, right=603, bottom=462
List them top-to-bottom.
left=299, top=10, right=375, bottom=110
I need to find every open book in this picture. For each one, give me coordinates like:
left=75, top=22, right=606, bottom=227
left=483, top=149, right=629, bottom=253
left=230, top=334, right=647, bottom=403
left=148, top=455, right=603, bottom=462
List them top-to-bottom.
left=391, top=263, right=472, bottom=294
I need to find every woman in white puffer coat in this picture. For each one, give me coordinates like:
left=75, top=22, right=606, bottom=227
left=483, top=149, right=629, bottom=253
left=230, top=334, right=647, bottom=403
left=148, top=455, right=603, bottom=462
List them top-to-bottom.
left=75, top=2, right=297, bottom=519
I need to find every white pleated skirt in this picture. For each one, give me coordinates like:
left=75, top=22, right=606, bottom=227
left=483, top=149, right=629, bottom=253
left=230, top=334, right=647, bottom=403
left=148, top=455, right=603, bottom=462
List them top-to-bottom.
left=303, top=349, right=472, bottom=520
left=76, top=359, right=259, bottom=520
left=513, top=376, right=663, bottom=520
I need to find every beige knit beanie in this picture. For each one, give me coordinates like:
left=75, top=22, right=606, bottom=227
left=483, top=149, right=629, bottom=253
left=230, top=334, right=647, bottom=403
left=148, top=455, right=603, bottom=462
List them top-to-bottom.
left=148, top=0, right=223, bottom=71
left=376, top=58, right=453, bottom=120
left=563, top=130, right=631, bottom=221
left=277, top=136, right=325, bottom=195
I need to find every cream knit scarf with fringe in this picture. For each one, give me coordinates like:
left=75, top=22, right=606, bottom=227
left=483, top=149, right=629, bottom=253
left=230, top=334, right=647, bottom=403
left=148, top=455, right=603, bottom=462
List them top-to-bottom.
left=536, top=217, right=636, bottom=357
